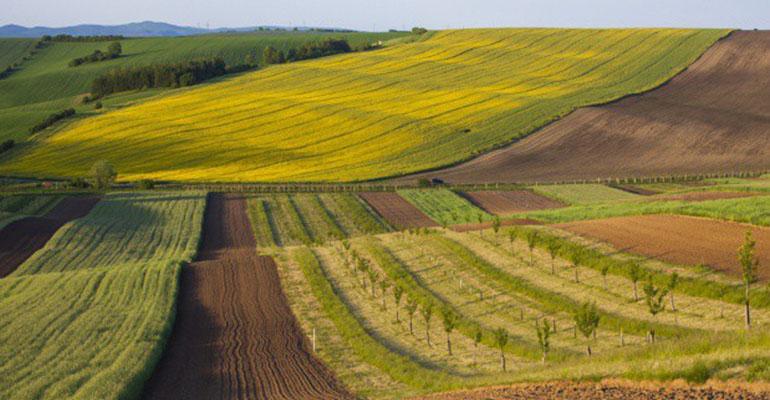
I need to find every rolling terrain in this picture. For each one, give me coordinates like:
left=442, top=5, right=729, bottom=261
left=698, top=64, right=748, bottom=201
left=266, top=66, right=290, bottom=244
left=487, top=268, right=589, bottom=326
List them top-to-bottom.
left=0, top=28, right=727, bottom=182
left=402, top=30, right=770, bottom=184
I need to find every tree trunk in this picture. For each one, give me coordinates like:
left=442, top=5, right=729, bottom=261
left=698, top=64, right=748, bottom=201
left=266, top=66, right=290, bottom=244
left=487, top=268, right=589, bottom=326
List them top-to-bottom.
left=529, top=250, right=533, bottom=266
left=551, top=258, right=555, bottom=275
left=574, top=266, right=579, bottom=283
left=603, top=275, right=607, bottom=290
left=633, top=282, right=638, bottom=301
left=746, top=283, right=752, bottom=329
left=670, top=292, right=676, bottom=312
left=395, top=308, right=400, bottom=323
left=409, top=315, right=413, bottom=335
left=426, top=326, right=431, bottom=346
left=649, top=329, right=655, bottom=344
left=446, top=332, right=452, bottom=355
left=586, top=345, right=592, bottom=356
left=500, top=351, right=506, bottom=371
left=541, top=352, right=546, bottom=364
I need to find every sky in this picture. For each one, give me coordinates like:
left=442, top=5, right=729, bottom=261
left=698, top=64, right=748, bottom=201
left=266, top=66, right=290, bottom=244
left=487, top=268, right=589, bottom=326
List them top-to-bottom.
left=3, top=0, right=769, bottom=31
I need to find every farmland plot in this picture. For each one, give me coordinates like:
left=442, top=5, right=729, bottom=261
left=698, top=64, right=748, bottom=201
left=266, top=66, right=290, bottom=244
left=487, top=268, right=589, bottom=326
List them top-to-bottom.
left=532, top=184, right=639, bottom=205
left=398, top=189, right=491, bottom=226
left=460, top=190, right=564, bottom=215
left=0, top=192, right=205, bottom=400
left=358, top=192, right=437, bottom=229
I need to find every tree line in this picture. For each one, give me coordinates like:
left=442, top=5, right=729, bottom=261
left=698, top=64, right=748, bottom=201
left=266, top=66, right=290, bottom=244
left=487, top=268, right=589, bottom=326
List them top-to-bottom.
left=42, top=34, right=126, bottom=42
left=261, top=38, right=353, bottom=65
left=69, top=42, right=122, bottom=67
left=29, top=108, right=76, bottom=134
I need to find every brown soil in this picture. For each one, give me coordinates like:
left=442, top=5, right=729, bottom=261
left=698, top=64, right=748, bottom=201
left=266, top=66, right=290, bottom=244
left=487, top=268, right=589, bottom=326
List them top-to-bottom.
left=398, top=31, right=770, bottom=184
left=460, top=190, right=564, bottom=215
left=648, top=191, right=759, bottom=202
left=358, top=192, right=438, bottom=229
left=142, top=193, right=352, bottom=400
left=0, top=196, right=100, bottom=278
left=556, top=214, right=770, bottom=281
left=452, top=218, right=541, bottom=232
left=415, top=381, right=770, bottom=400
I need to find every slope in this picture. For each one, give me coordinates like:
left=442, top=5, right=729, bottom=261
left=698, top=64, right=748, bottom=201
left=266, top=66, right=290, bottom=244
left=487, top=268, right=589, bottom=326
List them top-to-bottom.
left=0, top=28, right=728, bottom=182
left=400, top=30, right=770, bottom=184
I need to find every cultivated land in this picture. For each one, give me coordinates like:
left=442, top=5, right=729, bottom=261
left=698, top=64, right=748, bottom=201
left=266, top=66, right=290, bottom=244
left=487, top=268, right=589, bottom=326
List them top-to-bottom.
left=0, top=28, right=728, bottom=182
left=403, top=30, right=770, bottom=184
left=0, top=31, right=406, bottom=141
left=398, top=189, right=491, bottom=225
left=460, top=190, right=564, bottom=215
left=359, top=192, right=438, bottom=229
left=144, top=193, right=351, bottom=399
left=557, top=214, right=770, bottom=281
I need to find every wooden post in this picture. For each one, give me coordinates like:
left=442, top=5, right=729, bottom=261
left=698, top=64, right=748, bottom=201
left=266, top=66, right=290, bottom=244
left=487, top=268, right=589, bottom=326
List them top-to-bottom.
left=312, top=328, right=316, bottom=352
left=620, top=328, right=624, bottom=346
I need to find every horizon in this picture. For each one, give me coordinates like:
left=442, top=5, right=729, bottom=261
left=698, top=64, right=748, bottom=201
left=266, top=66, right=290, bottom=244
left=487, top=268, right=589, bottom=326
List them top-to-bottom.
left=3, top=0, right=769, bottom=32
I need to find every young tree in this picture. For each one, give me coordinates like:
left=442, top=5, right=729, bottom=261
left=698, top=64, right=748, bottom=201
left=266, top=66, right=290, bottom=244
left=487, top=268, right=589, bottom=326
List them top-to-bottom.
left=107, top=41, right=122, bottom=57
left=90, top=160, right=117, bottom=189
left=492, top=217, right=501, bottom=235
left=508, top=230, right=515, bottom=250
left=526, top=231, right=538, bottom=266
left=739, top=231, right=759, bottom=329
left=546, top=241, right=559, bottom=275
left=569, top=251, right=582, bottom=283
left=628, top=262, right=644, bottom=302
left=600, top=264, right=610, bottom=290
left=667, top=272, right=680, bottom=312
left=643, top=278, right=667, bottom=343
left=379, top=280, right=391, bottom=310
left=393, top=285, right=404, bottom=322
left=405, top=297, right=418, bottom=335
left=574, top=302, right=600, bottom=356
left=421, top=303, right=434, bottom=346
left=441, top=308, right=458, bottom=355
left=535, top=319, right=554, bottom=364
left=472, top=326, right=483, bottom=365
left=494, top=328, right=509, bottom=371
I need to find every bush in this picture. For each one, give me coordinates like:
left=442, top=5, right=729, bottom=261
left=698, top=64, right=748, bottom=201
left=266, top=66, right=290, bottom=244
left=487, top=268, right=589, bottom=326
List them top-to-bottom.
left=412, top=27, right=428, bottom=35
left=70, top=42, right=122, bottom=67
left=94, top=101, right=103, bottom=110
left=29, top=108, right=75, bottom=134
left=0, top=140, right=14, bottom=154
left=90, top=160, right=117, bottom=189
left=68, top=177, right=91, bottom=189
left=137, top=179, right=155, bottom=190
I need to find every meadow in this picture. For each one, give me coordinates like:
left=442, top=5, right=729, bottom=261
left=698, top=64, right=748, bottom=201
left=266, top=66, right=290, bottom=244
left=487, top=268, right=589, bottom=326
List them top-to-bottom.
left=0, top=28, right=728, bottom=182
left=0, top=192, right=206, bottom=399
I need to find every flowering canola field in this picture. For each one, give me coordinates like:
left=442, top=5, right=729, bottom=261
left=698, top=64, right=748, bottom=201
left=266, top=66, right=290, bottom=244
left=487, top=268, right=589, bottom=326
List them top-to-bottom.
left=0, top=28, right=728, bottom=182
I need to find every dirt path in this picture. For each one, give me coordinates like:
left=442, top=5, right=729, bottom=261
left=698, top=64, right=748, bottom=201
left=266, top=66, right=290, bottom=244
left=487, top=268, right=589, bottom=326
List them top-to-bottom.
left=398, top=31, right=770, bottom=184
left=142, top=193, right=352, bottom=400
left=0, top=196, right=100, bottom=278
left=556, top=214, right=770, bottom=281
left=415, top=381, right=770, bottom=399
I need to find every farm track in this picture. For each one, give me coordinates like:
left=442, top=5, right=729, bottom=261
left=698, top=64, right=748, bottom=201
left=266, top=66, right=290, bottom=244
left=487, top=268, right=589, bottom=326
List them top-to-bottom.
left=401, top=30, right=770, bottom=184
left=359, top=192, right=438, bottom=229
left=142, top=193, right=351, bottom=400
left=0, top=196, right=99, bottom=278
left=556, top=214, right=770, bottom=282
left=415, top=381, right=770, bottom=399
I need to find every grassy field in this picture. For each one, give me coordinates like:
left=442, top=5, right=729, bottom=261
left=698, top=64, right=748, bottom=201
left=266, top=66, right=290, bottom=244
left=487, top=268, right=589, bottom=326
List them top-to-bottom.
left=0, top=28, right=728, bottom=182
left=0, top=31, right=407, bottom=141
left=0, top=38, right=37, bottom=69
left=531, top=184, right=640, bottom=205
left=398, top=189, right=491, bottom=225
left=0, top=192, right=205, bottom=399
left=0, top=194, right=61, bottom=228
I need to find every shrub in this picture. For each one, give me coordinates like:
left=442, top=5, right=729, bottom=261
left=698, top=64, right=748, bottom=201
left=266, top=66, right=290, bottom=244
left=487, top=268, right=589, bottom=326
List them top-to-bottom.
left=412, top=27, right=428, bottom=35
left=94, top=101, right=103, bottom=110
left=29, top=108, right=75, bottom=134
left=0, top=140, right=14, bottom=154
left=90, top=160, right=117, bottom=189
left=137, top=179, right=155, bottom=190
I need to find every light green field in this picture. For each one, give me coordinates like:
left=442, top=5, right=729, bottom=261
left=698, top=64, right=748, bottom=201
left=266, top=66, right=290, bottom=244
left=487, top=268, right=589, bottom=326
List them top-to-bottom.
left=0, top=28, right=728, bottom=182
left=0, top=31, right=407, bottom=141
left=0, top=38, right=37, bottom=68
left=531, top=184, right=640, bottom=205
left=398, top=189, right=491, bottom=225
left=0, top=192, right=206, bottom=399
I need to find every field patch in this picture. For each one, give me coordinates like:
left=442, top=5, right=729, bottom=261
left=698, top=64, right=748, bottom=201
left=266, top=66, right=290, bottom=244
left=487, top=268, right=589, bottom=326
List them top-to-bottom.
left=0, top=29, right=728, bottom=181
left=533, top=184, right=639, bottom=205
left=398, top=189, right=491, bottom=226
left=461, top=190, right=564, bottom=215
left=358, top=192, right=437, bottom=229
left=556, top=214, right=770, bottom=281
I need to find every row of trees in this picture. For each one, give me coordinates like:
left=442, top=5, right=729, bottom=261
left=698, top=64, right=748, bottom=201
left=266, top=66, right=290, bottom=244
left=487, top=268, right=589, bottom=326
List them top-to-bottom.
left=42, top=34, right=125, bottom=42
left=262, top=38, right=353, bottom=65
left=69, top=42, right=122, bottom=67
left=90, top=58, right=228, bottom=98
left=29, top=108, right=75, bottom=134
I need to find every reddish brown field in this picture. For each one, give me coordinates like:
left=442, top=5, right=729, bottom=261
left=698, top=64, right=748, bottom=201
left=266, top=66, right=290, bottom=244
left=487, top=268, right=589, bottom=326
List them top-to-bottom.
left=398, top=31, right=770, bottom=184
left=461, top=190, right=564, bottom=215
left=648, top=191, right=759, bottom=202
left=358, top=192, right=437, bottom=229
left=142, top=193, right=351, bottom=400
left=0, top=196, right=100, bottom=278
left=556, top=215, right=770, bottom=281
left=415, top=381, right=770, bottom=400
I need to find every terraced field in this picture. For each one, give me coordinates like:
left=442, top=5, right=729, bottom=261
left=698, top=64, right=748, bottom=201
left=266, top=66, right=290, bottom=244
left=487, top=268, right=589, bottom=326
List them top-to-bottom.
left=0, top=28, right=728, bottom=182
left=0, top=192, right=206, bottom=399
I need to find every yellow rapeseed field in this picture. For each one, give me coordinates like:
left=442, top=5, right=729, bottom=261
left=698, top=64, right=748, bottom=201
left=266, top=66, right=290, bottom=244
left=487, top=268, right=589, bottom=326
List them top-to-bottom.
left=0, top=28, right=728, bottom=182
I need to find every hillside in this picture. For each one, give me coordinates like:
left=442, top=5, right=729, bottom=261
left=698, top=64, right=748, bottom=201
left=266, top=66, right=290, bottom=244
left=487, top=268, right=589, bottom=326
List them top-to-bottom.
left=0, top=28, right=728, bottom=182
left=400, top=30, right=770, bottom=184
left=0, top=31, right=407, bottom=141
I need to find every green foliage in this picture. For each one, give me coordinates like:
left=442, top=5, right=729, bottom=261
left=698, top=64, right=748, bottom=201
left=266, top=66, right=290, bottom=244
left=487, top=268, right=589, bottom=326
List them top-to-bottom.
left=90, top=159, right=117, bottom=189
left=739, top=231, right=759, bottom=287
left=574, top=302, right=601, bottom=339
left=535, top=319, right=554, bottom=362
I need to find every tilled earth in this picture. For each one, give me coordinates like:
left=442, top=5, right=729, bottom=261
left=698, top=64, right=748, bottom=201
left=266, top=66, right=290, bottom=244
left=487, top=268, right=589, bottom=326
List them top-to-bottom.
left=358, top=191, right=438, bottom=229
left=142, top=193, right=352, bottom=400
left=0, top=196, right=100, bottom=277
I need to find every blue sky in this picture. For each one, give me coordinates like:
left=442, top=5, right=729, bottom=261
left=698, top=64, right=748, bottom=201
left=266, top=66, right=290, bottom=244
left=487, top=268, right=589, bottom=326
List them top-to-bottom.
left=3, top=0, right=769, bottom=30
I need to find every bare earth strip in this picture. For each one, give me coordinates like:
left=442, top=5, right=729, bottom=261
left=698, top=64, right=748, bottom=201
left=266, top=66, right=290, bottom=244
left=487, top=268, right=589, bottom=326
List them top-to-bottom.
left=399, top=31, right=770, bottom=184
left=460, top=191, right=565, bottom=215
left=647, top=191, right=759, bottom=202
left=358, top=192, right=438, bottom=229
left=142, top=193, right=352, bottom=400
left=0, top=196, right=100, bottom=278
left=556, top=214, right=770, bottom=281
left=414, top=381, right=770, bottom=400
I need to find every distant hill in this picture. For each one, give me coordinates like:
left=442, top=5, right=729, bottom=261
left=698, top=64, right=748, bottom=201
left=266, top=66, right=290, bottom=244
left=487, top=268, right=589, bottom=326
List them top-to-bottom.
left=0, top=21, right=354, bottom=38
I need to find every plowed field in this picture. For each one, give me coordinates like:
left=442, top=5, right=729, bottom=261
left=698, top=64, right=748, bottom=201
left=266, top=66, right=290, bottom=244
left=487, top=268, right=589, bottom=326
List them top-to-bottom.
left=401, top=30, right=770, bottom=184
left=461, top=190, right=564, bottom=215
left=358, top=192, right=437, bottom=229
left=143, top=193, right=351, bottom=400
left=0, top=196, right=99, bottom=278
left=556, top=214, right=770, bottom=281
left=416, top=381, right=770, bottom=400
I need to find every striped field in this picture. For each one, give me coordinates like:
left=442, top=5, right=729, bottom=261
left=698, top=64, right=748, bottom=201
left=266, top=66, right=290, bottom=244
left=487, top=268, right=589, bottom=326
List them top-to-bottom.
left=0, top=28, right=728, bottom=182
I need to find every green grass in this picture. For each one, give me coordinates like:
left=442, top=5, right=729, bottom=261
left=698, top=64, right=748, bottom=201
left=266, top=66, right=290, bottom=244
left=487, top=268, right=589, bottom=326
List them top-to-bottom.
left=0, top=31, right=409, bottom=141
left=0, top=38, right=38, bottom=69
left=531, top=184, right=640, bottom=205
left=398, top=189, right=491, bottom=225
left=0, top=192, right=206, bottom=399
